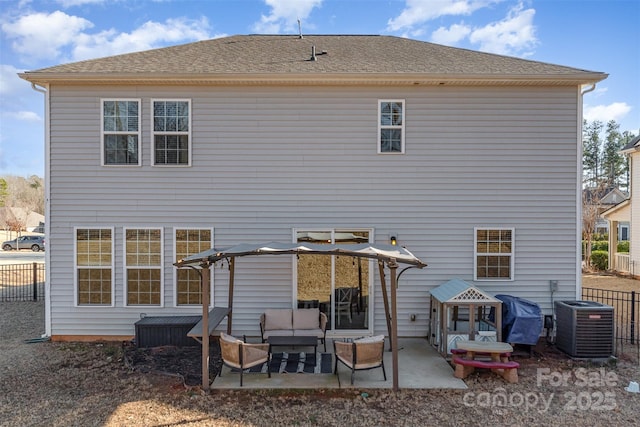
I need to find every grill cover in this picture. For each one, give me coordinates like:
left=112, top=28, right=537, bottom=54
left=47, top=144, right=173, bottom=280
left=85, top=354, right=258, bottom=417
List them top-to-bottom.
left=495, top=294, right=543, bottom=345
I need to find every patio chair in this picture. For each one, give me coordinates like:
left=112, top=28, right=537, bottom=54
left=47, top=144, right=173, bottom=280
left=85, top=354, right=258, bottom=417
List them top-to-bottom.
left=335, top=287, right=358, bottom=325
left=219, top=332, right=270, bottom=386
left=334, top=335, right=386, bottom=385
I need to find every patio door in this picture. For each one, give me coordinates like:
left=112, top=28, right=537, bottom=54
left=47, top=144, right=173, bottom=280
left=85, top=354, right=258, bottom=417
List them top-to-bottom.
left=295, top=229, right=371, bottom=333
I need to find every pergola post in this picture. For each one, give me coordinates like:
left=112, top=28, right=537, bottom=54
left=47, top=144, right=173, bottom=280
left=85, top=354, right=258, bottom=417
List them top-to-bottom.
left=227, top=257, right=235, bottom=334
left=388, top=258, right=399, bottom=392
left=378, top=261, right=392, bottom=351
left=201, top=264, right=211, bottom=392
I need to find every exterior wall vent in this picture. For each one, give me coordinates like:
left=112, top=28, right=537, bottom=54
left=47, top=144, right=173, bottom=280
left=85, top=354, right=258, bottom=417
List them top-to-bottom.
left=555, top=300, right=614, bottom=358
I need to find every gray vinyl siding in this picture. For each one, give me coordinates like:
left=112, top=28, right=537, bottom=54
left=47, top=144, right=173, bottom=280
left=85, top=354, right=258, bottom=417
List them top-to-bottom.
left=47, top=84, right=581, bottom=338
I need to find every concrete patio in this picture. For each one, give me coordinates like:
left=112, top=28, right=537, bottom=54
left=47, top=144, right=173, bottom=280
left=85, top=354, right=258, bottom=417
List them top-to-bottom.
left=211, top=338, right=467, bottom=390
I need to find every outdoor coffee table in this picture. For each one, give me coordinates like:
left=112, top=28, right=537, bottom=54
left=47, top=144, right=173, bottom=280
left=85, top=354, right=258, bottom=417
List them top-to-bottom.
left=267, top=336, right=318, bottom=356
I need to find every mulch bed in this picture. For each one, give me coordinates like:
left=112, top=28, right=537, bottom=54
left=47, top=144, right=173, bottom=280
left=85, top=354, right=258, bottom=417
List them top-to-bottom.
left=123, top=339, right=223, bottom=386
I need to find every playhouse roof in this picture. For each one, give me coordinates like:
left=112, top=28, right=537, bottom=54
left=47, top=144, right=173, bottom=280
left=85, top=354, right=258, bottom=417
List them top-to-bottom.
left=430, top=278, right=500, bottom=303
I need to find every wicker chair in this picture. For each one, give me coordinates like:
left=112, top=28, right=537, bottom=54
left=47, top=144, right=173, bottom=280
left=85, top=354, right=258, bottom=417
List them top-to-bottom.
left=219, top=332, right=271, bottom=386
left=334, top=335, right=386, bottom=385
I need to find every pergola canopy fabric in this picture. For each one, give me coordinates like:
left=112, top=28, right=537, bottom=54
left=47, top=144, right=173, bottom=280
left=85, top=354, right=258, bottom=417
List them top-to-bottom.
left=175, top=241, right=427, bottom=268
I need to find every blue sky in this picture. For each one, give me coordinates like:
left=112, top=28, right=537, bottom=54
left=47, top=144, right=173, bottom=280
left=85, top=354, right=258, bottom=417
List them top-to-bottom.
left=1, top=0, right=638, bottom=177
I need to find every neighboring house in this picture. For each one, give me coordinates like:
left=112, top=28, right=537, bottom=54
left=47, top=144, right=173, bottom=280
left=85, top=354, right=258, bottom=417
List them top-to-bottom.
left=19, top=35, right=607, bottom=341
left=604, top=135, right=640, bottom=275
left=584, top=187, right=629, bottom=237
left=600, top=189, right=630, bottom=240
left=0, top=207, right=45, bottom=233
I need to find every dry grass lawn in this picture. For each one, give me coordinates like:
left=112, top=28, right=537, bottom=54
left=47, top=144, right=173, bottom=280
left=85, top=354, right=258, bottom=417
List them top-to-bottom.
left=1, top=274, right=640, bottom=426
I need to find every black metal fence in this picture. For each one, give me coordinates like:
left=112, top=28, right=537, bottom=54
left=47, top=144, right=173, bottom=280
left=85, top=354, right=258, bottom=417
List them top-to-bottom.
left=0, top=263, right=45, bottom=301
left=582, top=287, right=640, bottom=355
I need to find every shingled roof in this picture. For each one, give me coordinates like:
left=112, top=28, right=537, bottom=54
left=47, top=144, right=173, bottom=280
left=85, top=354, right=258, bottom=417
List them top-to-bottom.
left=20, top=34, right=607, bottom=86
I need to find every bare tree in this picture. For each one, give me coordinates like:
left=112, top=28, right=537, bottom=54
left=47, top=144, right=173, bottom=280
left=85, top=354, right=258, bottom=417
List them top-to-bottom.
left=0, top=175, right=44, bottom=214
left=0, top=175, right=45, bottom=238
left=582, top=183, right=607, bottom=270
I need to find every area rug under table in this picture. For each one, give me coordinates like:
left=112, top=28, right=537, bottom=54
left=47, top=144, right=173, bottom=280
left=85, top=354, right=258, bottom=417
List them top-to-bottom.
left=234, top=352, right=333, bottom=374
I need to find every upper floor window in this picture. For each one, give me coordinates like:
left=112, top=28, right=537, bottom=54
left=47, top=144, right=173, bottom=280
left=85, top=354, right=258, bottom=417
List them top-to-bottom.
left=102, top=99, right=141, bottom=165
left=152, top=100, right=191, bottom=166
left=378, top=100, right=405, bottom=154
left=474, top=228, right=514, bottom=281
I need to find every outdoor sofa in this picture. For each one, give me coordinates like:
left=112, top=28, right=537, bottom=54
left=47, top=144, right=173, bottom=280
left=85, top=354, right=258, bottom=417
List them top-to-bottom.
left=259, top=308, right=328, bottom=351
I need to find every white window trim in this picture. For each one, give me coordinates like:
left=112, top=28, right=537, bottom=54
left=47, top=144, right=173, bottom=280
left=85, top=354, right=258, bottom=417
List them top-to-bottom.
left=101, top=98, right=142, bottom=167
left=151, top=99, right=192, bottom=167
left=377, top=99, right=405, bottom=154
left=74, top=227, right=115, bottom=307
left=123, top=227, right=164, bottom=307
left=172, top=227, right=214, bottom=308
left=292, top=227, right=375, bottom=336
left=474, top=227, right=515, bottom=281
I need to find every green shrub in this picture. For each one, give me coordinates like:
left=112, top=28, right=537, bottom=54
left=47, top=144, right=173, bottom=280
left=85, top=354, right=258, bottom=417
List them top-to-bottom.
left=583, top=240, right=608, bottom=253
left=593, top=241, right=609, bottom=251
left=617, top=241, right=630, bottom=253
left=590, top=250, right=608, bottom=270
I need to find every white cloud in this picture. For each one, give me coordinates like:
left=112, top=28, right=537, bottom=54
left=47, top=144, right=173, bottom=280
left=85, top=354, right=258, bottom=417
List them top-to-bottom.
left=56, top=0, right=105, bottom=7
left=253, top=0, right=323, bottom=33
left=387, top=0, right=499, bottom=32
left=468, top=2, right=537, bottom=56
left=2, top=11, right=94, bottom=62
left=2, top=11, right=213, bottom=63
left=71, top=17, right=212, bottom=61
left=431, top=23, right=472, bottom=45
left=0, top=64, right=29, bottom=96
left=592, top=86, right=609, bottom=98
left=584, top=102, right=632, bottom=124
left=5, top=111, right=42, bottom=122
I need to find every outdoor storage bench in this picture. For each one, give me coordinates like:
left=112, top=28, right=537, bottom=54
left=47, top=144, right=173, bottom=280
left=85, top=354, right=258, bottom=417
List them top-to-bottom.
left=260, top=308, right=328, bottom=351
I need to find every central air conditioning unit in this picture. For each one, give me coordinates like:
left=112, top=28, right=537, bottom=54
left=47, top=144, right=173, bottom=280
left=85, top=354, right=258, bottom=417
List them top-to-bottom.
left=554, top=300, right=614, bottom=358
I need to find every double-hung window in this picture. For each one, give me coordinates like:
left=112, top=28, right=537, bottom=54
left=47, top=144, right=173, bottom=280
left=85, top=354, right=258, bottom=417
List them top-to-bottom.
left=102, top=99, right=141, bottom=165
left=152, top=100, right=191, bottom=166
left=378, top=100, right=405, bottom=153
left=75, top=228, right=114, bottom=306
left=125, top=228, right=163, bottom=306
left=174, top=228, right=212, bottom=306
left=474, top=228, right=514, bottom=280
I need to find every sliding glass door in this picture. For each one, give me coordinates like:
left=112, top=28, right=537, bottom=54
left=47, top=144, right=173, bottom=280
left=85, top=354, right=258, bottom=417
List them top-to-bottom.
left=296, top=230, right=371, bottom=332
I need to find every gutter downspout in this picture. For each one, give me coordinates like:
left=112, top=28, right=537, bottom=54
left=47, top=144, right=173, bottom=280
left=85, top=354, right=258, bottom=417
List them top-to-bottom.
left=30, top=82, right=51, bottom=338
left=576, top=83, right=597, bottom=300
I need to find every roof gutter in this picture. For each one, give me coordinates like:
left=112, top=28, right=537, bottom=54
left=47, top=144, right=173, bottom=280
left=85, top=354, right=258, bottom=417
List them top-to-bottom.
left=19, top=71, right=609, bottom=87
left=581, top=83, right=597, bottom=96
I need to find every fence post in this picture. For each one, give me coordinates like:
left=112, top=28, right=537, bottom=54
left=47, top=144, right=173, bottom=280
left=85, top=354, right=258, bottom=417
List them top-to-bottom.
left=32, top=262, right=38, bottom=301
left=631, top=291, right=636, bottom=345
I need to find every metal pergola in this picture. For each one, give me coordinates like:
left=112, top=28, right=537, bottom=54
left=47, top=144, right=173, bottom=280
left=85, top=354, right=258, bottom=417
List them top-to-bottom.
left=174, top=241, right=427, bottom=392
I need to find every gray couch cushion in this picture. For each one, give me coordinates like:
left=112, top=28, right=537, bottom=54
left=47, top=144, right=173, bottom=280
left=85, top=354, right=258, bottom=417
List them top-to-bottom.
left=292, top=308, right=319, bottom=330
left=263, top=309, right=293, bottom=331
